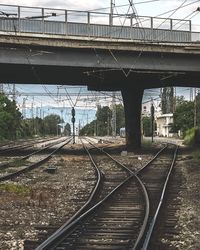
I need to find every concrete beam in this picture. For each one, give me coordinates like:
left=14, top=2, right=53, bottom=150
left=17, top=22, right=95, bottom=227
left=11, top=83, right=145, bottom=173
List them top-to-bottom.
left=0, top=33, right=200, bottom=54
left=0, top=46, right=200, bottom=74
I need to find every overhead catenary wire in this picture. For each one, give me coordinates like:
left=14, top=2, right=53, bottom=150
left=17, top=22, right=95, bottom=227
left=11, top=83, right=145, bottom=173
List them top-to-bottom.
left=83, top=0, right=200, bottom=78
left=86, top=0, right=160, bottom=12
left=125, top=0, right=198, bottom=77
left=173, top=10, right=200, bottom=30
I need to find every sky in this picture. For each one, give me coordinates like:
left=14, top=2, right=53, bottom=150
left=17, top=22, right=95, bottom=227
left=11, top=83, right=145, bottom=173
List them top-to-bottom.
left=0, top=0, right=199, bottom=124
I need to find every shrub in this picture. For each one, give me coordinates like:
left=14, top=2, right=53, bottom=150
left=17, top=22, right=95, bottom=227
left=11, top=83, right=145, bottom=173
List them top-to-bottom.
left=184, top=127, right=200, bottom=146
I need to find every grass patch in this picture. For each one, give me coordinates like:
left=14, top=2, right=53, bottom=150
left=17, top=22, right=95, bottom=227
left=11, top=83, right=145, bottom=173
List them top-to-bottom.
left=184, top=127, right=200, bottom=146
left=142, top=141, right=152, bottom=147
left=192, top=150, right=200, bottom=163
left=9, top=159, right=28, bottom=168
left=0, top=183, right=30, bottom=196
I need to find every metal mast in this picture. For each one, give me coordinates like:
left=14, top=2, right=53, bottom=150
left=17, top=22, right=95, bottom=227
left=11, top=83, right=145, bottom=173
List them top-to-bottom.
left=110, top=0, right=115, bottom=25
left=0, top=83, right=3, bottom=93
left=12, top=84, right=16, bottom=102
left=22, top=97, right=27, bottom=118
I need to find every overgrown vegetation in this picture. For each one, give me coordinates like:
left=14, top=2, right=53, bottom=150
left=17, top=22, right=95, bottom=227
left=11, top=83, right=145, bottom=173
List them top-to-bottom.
left=0, top=94, right=71, bottom=140
left=0, top=94, right=22, bottom=140
left=173, top=94, right=200, bottom=136
left=80, top=104, right=125, bottom=136
left=142, top=116, right=152, bottom=136
left=184, top=127, right=200, bottom=146
left=192, top=149, right=200, bottom=162
left=0, top=183, right=30, bottom=196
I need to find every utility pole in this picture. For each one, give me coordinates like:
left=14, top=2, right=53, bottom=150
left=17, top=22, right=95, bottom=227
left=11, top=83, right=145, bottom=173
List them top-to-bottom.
left=110, top=0, right=114, bottom=25
left=0, top=83, right=3, bottom=93
left=12, top=84, right=16, bottom=102
left=173, top=87, right=176, bottom=112
left=190, top=87, right=193, bottom=101
left=95, top=96, right=100, bottom=137
left=32, top=97, right=35, bottom=135
left=22, top=98, right=27, bottom=118
left=40, top=103, right=42, bottom=118
left=36, top=107, right=39, bottom=135
left=71, top=107, right=75, bottom=144
left=61, top=109, right=63, bottom=136
left=107, top=112, right=110, bottom=136
left=78, top=120, right=81, bottom=136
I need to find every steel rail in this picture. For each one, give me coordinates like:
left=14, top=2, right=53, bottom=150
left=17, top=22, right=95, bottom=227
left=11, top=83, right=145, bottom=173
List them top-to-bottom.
left=0, top=136, right=58, bottom=154
left=0, top=137, right=72, bottom=182
left=0, top=137, right=68, bottom=170
left=85, top=137, right=151, bottom=250
left=36, top=138, right=139, bottom=250
left=86, top=138, right=177, bottom=250
left=35, top=139, right=170, bottom=250
left=36, top=139, right=103, bottom=250
left=104, top=142, right=172, bottom=250
left=136, top=143, right=168, bottom=174
left=141, top=145, right=179, bottom=250
left=37, top=174, right=134, bottom=250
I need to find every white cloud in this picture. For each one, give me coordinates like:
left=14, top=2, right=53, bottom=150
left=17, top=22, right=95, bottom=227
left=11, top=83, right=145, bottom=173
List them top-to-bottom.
left=0, top=0, right=105, bottom=10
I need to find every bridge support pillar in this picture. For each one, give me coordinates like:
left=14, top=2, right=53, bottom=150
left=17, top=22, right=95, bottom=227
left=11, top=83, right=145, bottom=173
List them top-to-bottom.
left=121, top=87, right=144, bottom=151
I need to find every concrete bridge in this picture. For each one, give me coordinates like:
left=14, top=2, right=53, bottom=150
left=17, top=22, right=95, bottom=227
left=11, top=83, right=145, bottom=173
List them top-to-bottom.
left=0, top=4, right=200, bottom=149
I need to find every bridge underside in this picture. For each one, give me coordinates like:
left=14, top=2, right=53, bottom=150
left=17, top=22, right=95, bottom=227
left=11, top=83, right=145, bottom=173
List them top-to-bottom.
left=0, top=38, right=200, bottom=149
left=1, top=63, right=200, bottom=88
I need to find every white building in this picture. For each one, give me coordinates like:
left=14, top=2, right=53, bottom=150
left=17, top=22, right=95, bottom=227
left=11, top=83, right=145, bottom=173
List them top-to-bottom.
left=156, top=113, right=174, bottom=137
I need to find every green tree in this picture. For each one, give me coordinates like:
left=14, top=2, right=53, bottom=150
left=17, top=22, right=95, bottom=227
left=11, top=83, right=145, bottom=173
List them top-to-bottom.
left=196, top=93, right=200, bottom=126
left=0, top=94, right=22, bottom=140
left=176, top=95, right=186, bottom=106
left=173, top=100, right=194, bottom=135
left=80, top=104, right=125, bottom=136
left=116, top=104, right=125, bottom=134
left=96, top=106, right=112, bottom=136
left=43, top=114, right=62, bottom=135
left=142, top=116, right=152, bottom=136
left=19, top=119, right=33, bottom=138
left=79, top=120, right=96, bottom=136
left=64, top=123, right=71, bottom=136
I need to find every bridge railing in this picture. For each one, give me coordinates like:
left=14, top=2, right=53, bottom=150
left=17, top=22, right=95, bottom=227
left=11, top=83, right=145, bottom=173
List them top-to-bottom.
left=0, top=4, right=198, bottom=42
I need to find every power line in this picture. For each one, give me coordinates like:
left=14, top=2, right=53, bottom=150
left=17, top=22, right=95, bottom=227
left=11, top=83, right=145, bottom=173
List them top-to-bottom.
left=87, top=0, right=159, bottom=12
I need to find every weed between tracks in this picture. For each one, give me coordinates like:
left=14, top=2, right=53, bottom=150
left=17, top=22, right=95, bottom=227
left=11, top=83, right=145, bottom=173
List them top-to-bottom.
left=0, top=183, right=30, bottom=196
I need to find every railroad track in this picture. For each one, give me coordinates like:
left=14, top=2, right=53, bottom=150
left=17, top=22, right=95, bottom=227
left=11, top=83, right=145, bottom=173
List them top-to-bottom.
left=0, top=136, right=58, bottom=155
left=0, top=137, right=72, bottom=182
left=0, top=137, right=68, bottom=170
left=34, top=138, right=148, bottom=250
left=31, top=141, right=178, bottom=250
left=136, top=144, right=178, bottom=249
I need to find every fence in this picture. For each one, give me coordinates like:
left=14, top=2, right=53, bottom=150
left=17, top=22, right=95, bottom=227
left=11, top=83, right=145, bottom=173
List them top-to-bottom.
left=0, top=4, right=199, bottom=42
